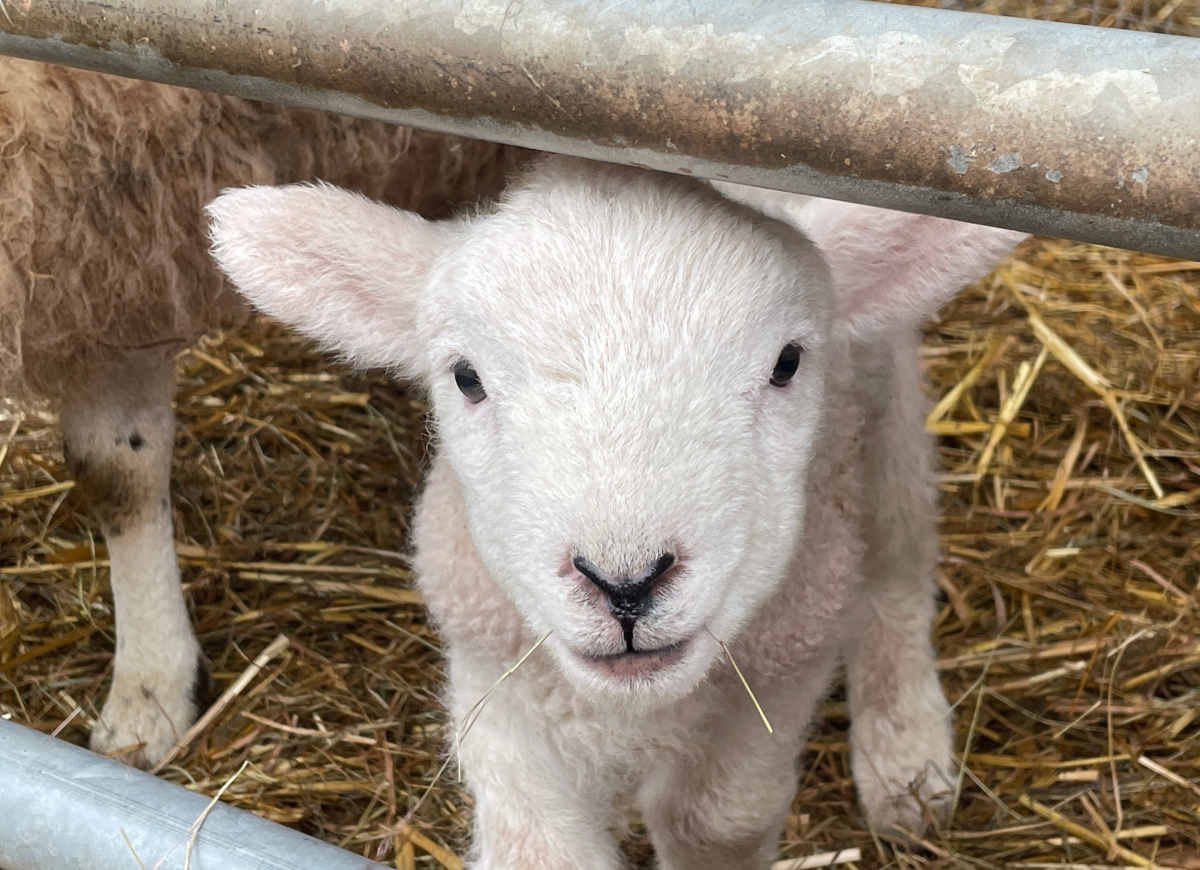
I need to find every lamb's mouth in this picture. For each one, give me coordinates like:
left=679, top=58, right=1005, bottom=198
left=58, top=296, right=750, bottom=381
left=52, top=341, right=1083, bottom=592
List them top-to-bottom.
left=582, top=639, right=690, bottom=679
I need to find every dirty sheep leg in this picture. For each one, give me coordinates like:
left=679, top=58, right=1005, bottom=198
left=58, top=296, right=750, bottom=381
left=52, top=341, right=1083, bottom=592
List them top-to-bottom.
left=842, top=335, right=955, bottom=835
left=60, top=346, right=204, bottom=767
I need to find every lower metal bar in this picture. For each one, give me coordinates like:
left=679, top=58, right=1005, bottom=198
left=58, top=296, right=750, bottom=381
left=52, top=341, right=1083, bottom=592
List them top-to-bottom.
left=0, top=718, right=391, bottom=870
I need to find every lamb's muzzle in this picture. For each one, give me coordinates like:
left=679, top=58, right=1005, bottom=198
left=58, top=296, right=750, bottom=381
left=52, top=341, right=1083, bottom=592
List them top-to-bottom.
left=573, top=552, right=676, bottom=651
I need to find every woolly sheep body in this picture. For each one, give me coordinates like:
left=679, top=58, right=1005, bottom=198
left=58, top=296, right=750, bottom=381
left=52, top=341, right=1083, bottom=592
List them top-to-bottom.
left=0, top=55, right=525, bottom=401
left=211, top=156, right=1024, bottom=868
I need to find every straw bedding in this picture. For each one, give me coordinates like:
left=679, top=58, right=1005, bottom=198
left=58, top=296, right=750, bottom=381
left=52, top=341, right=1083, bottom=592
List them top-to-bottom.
left=2, top=4, right=1199, bottom=868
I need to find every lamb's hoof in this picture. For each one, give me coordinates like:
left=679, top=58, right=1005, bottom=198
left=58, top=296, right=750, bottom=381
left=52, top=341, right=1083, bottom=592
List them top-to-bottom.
left=90, top=656, right=206, bottom=768
left=853, top=704, right=955, bottom=838
left=856, top=742, right=956, bottom=839
left=860, top=767, right=954, bottom=840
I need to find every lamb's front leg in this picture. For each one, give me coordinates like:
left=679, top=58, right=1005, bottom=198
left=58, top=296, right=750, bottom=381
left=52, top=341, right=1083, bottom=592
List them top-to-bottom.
left=843, top=337, right=954, bottom=834
left=60, top=347, right=206, bottom=768
left=843, top=583, right=952, bottom=835
left=451, top=658, right=623, bottom=870
left=639, top=662, right=834, bottom=870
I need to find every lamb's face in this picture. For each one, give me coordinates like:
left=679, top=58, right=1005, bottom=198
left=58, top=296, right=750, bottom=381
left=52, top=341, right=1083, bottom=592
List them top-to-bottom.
left=209, top=156, right=1024, bottom=705
left=416, top=166, right=833, bottom=702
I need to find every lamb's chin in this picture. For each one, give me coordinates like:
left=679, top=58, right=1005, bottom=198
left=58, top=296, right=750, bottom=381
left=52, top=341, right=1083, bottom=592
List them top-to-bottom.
left=552, top=636, right=715, bottom=707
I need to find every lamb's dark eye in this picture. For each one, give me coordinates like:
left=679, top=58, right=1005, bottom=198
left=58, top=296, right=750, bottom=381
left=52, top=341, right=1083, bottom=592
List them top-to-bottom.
left=770, top=343, right=802, bottom=387
left=454, top=359, right=487, bottom=404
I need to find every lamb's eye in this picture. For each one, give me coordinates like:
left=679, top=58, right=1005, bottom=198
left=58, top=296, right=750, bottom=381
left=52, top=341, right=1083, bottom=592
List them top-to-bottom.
left=770, top=343, right=802, bottom=387
left=454, top=359, right=487, bottom=404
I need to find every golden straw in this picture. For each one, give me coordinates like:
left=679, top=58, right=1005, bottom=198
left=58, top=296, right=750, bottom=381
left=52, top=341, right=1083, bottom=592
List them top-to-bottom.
left=708, top=629, right=773, bottom=735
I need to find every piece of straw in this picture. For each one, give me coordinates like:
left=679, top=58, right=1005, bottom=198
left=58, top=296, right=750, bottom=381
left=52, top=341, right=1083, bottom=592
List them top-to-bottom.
left=1106, top=272, right=1163, bottom=350
left=1022, top=305, right=1163, bottom=499
left=926, top=334, right=1014, bottom=426
left=975, top=346, right=1048, bottom=477
left=0, top=414, right=22, bottom=473
left=1039, top=414, right=1088, bottom=512
left=929, top=420, right=1031, bottom=437
left=0, top=479, right=74, bottom=506
left=1128, top=560, right=1189, bottom=603
left=455, top=629, right=552, bottom=743
left=708, top=629, right=773, bottom=735
left=400, top=631, right=552, bottom=828
left=152, top=633, right=290, bottom=772
left=49, top=705, right=82, bottom=738
left=1137, top=755, right=1200, bottom=799
left=178, top=760, right=251, bottom=870
left=1017, top=795, right=1158, bottom=868
left=396, top=824, right=464, bottom=870
left=121, top=829, right=147, bottom=870
left=393, top=834, right=416, bottom=870
left=771, top=848, right=861, bottom=870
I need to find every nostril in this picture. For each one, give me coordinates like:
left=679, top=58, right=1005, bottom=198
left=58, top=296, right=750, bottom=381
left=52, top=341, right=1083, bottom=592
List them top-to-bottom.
left=645, top=553, right=675, bottom=584
left=572, top=555, right=610, bottom=596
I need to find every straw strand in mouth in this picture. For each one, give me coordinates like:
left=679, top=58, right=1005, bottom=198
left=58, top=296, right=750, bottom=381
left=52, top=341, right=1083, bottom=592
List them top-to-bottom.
left=707, top=628, right=773, bottom=735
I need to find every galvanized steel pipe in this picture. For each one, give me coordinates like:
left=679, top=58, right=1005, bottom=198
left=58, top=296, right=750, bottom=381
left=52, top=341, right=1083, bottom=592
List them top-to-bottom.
left=1, top=0, right=1199, bottom=258
left=0, top=718, right=390, bottom=870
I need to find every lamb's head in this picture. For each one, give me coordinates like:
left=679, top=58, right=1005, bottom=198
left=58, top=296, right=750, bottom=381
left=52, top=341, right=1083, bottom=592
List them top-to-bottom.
left=209, top=156, right=1022, bottom=705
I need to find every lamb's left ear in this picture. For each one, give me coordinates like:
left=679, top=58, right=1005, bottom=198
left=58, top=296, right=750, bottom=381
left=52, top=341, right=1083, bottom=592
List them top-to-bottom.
left=207, top=183, right=454, bottom=378
left=715, top=183, right=1025, bottom=338
left=796, top=199, right=1025, bottom=337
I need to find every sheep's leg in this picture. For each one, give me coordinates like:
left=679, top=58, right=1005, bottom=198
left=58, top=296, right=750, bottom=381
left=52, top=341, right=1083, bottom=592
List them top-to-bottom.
left=843, top=336, right=953, bottom=835
left=60, top=347, right=205, bottom=768
left=450, top=659, right=622, bottom=870
left=639, top=668, right=832, bottom=870
left=465, top=760, right=621, bottom=870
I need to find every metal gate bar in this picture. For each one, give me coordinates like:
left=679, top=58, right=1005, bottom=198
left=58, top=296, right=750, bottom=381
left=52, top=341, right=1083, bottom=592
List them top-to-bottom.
left=2, top=0, right=1199, bottom=258
left=0, top=718, right=392, bottom=870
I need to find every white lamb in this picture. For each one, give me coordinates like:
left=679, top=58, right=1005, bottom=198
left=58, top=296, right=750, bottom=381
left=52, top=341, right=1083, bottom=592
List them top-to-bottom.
left=1, top=55, right=523, bottom=767
left=209, top=155, right=1023, bottom=868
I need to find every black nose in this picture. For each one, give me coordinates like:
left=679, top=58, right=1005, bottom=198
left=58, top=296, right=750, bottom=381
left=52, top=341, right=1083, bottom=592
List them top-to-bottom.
left=573, top=553, right=676, bottom=651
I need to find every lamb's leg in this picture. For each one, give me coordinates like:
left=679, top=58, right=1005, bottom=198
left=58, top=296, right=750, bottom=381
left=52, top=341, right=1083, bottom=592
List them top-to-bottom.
left=843, top=335, right=953, bottom=835
left=60, top=346, right=205, bottom=768
left=450, top=659, right=622, bottom=870
left=639, top=667, right=833, bottom=870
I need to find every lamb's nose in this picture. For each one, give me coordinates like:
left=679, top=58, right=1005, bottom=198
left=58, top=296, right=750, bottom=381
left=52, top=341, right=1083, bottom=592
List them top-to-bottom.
left=573, top=553, right=676, bottom=651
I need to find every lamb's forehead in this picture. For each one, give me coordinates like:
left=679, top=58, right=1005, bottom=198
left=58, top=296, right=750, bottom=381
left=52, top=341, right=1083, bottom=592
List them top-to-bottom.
left=433, top=160, right=832, bottom=354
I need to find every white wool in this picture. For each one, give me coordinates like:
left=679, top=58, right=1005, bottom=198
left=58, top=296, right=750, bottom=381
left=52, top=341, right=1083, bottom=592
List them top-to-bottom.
left=211, top=155, right=1024, bottom=868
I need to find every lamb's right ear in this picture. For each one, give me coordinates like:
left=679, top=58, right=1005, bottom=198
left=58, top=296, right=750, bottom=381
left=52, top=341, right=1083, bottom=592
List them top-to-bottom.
left=207, top=183, right=452, bottom=378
